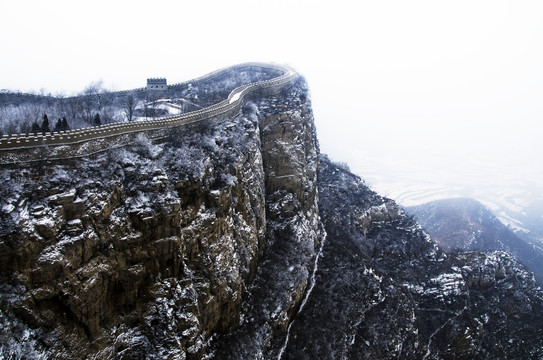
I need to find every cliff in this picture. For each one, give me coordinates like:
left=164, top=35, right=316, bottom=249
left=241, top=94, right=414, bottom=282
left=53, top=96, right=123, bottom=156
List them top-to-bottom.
left=1, top=65, right=542, bottom=359
left=0, top=72, right=319, bottom=359
left=282, top=158, right=543, bottom=359
left=407, top=198, right=543, bottom=285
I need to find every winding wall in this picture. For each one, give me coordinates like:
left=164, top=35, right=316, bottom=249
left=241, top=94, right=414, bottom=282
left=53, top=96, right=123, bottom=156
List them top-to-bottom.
left=0, top=63, right=297, bottom=152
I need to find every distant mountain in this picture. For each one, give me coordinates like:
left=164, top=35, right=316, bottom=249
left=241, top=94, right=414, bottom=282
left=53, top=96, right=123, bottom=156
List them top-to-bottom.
left=2, top=65, right=543, bottom=359
left=407, top=198, right=543, bottom=284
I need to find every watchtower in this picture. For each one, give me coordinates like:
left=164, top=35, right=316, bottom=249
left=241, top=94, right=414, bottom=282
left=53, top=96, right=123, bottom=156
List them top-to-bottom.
left=147, top=78, right=167, bottom=91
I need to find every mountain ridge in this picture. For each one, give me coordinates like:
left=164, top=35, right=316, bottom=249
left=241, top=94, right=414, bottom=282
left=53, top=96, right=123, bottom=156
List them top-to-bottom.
left=0, top=64, right=542, bottom=359
left=407, top=197, right=543, bottom=284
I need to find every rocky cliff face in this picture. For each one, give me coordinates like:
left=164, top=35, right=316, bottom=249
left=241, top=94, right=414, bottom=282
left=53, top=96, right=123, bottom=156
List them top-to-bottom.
left=1, top=74, right=542, bottom=359
left=0, top=76, right=319, bottom=359
left=0, top=114, right=268, bottom=358
left=282, top=158, right=543, bottom=359
left=407, top=198, right=543, bottom=284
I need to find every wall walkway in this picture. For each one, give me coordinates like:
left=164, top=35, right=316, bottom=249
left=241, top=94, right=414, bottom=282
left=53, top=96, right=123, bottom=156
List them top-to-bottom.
left=0, top=63, right=297, bottom=156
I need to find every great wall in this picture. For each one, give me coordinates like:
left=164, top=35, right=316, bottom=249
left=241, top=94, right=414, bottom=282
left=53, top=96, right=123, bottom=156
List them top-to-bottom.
left=0, top=63, right=297, bottom=162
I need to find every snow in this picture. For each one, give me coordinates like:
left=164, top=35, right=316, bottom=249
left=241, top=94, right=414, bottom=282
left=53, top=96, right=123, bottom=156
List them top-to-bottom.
left=229, top=91, right=242, bottom=104
left=221, top=173, right=237, bottom=186
left=47, top=189, right=76, bottom=203
left=478, top=199, right=500, bottom=212
left=498, top=199, right=524, bottom=214
left=2, top=203, right=15, bottom=213
left=17, top=203, right=29, bottom=223
left=498, top=212, right=530, bottom=234
left=35, top=217, right=55, bottom=229
left=278, top=221, right=326, bottom=360
left=38, top=245, right=63, bottom=264
left=363, top=266, right=383, bottom=283
left=424, top=272, right=464, bottom=297
left=402, top=281, right=425, bottom=294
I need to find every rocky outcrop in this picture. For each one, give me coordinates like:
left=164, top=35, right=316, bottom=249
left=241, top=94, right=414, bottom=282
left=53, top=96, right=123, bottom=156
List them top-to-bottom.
left=1, top=70, right=542, bottom=360
left=0, top=76, right=318, bottom=359
left=210, top=76, right=321, bottom=359
left=281, top=157, right=543, bottom=359
left=407, top=197, right=543, bottom=284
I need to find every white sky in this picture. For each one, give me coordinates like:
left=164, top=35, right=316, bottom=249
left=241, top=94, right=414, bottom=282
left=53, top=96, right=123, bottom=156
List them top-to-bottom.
left=1, top=0, right=542, bottom=207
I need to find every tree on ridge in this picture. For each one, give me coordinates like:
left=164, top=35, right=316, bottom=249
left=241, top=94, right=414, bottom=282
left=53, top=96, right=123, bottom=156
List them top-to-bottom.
left=40, top=114, right=50, bottom=134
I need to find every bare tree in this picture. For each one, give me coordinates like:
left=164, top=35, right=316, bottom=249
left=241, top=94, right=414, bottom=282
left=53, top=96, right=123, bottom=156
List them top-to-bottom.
left=80, top=81, right=104, bottom=124
left=144, top=92, right=161, bottom=120
left=123, top=93, right=137, bottom=122
left=65, top=97, right=83, bottom=127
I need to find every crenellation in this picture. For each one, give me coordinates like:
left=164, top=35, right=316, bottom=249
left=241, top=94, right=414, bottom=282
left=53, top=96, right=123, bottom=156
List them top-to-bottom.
left=0, top=63, right=296, bottom=157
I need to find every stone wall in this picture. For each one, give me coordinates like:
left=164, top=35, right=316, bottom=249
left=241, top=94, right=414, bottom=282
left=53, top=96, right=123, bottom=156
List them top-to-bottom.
left=0, top=63, right=297, bottom=162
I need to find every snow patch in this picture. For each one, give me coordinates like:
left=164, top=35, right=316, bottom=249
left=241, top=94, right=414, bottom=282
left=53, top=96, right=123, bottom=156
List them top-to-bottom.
left=229, top=91, right=242, bottom=104
left=2, top=203, right=15, bottom=213
left=498, top=212, right=530, bottom=234
left=425, top=272, right=464, bottom=297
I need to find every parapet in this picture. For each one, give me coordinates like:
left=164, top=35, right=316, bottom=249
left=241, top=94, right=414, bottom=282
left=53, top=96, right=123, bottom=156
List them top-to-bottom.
left=0, top=63, right=297, bottom=159
left=147, top=78, right=167, bottom=91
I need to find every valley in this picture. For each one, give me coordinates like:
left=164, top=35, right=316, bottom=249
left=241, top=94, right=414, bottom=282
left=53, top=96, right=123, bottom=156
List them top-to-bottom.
left=346, top=154, right=543, bottom=245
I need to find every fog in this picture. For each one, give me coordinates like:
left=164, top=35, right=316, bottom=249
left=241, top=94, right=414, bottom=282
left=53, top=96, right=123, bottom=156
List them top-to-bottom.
left=1, top=0, right=542, bottom=235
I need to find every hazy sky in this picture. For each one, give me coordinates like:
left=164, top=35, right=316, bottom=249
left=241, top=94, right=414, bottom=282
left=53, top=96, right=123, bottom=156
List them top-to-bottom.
left=1, top=0, right=542, bottom=207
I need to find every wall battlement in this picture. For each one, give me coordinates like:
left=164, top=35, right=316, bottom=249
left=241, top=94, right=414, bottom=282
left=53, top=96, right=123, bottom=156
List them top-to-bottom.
left=0, top=63, right=297, bottom=161
left=147, top=78, right=167, bottom=90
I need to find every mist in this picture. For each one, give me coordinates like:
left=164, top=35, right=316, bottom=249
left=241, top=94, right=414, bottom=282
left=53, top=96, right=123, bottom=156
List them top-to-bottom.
left=1, top=0, right=542, bottom=236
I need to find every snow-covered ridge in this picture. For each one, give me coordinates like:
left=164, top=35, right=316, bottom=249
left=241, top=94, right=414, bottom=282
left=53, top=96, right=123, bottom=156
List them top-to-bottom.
left=0, top=63, right=297, bottom=152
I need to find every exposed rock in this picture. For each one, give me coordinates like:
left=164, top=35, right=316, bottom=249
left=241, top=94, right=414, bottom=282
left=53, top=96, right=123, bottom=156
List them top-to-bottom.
left=1, top=72, right=542, bottom=360
left=210, top=77, right=320, bottom=359
left=281, top=157, right=543, bottom=360
left=407, top=197, right=543, bottom=284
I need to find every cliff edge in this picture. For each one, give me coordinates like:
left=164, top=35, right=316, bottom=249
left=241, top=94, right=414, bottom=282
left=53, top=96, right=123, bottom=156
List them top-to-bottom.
left=1, top=65, right=542, bottom=359
left=0, top=72, right=319, bottom=359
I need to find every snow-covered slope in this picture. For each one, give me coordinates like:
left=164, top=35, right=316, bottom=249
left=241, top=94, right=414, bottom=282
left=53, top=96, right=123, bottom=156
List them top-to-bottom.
left=0, top=66, right=542, bottom=359
left=0, top=73, right=319, bottom=359
left=351, top=156, right=543, bottom=247
left=282, top=159, right=543, bottom=359
left=407, top=198, right=543, bottom=285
